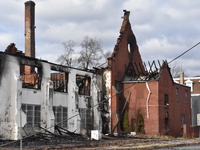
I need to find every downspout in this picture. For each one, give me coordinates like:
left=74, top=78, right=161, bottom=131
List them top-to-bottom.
left=146, top=82, right=151, bottom=119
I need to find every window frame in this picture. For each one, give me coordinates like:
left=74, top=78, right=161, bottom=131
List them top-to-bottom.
left=20, top=64, right=42, bottom=90
left=51, top=71, right=68, bottom=93
left=76, top=75, right=91, bottom=96
left=185, top=90, right=188, bottom=103
left=164, top=94, right=169, bottom=107
left=21, top=104, right=41, bottom=128
left=53, top=106, right=68, bottom=128
left=79, top=108, right=92, bottom=130
left=181, top=114, right=186, bottom=127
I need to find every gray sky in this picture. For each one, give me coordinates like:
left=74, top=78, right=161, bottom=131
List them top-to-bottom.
left=1, top=0, right=200, bottom=76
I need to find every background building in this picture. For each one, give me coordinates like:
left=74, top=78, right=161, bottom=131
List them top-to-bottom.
left=174, top=74, right=200, bottom=137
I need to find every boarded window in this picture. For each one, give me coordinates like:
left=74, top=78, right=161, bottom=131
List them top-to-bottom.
left=20, top=65, right=42, bottom=89
left=51, top=71, right=68, bottom=93
left=76, top=75, right=91, bottom=96
left=22, top=104, right=41, bottom=128
left=53, top=106, right=68, bottom=128
left=79, top=108, right=92, bottom=130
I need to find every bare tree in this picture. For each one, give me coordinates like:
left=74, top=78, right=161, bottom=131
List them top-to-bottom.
left=57, top=36, right=111, bottom=69
left=78, top=36, right=103, bottom=69
left=56, top=40, right=76, bottom=67
left=96, top=51, right=112, bottom=68
left=103, top=51, right=112, bottom=59
left=169, top=62, right=186, bottom=78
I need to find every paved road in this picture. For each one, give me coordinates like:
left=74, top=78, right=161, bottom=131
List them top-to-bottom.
left=83, top=138, right=200, bottom=150
left=157, top=144, right=200, bottom=150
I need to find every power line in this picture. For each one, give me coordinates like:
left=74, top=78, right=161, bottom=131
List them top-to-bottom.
left=168, top=41, right=200, bottom=64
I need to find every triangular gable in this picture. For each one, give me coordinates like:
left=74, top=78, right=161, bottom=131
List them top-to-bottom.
left=109, top=10, right=146, bottom=81
left=158, top=61, right=174, bottom=84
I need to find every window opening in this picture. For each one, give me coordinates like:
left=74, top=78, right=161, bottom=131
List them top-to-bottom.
left=128, top=44, right=131, bottom=54
left=20, top=64, right=42, bottom=89
left=51, top=70, right=68, bottom=93
left=76, top=75, right=91, bottom=96
left=115, top=80, right=122, bottom=99
left=176, top=88, right=179, bottom=101
left=185, top=90, right=188, bottom=103
left=164, top=94, right=169, bottom=106
left=22, top=104, right=41, bottom=128
left=53, top=106, right=68, bottom=128
left=79, top=108, right=92, bottom=130
left=165, top=112, right=169, bottom=135
left=181, top=114, right=185, bottom=127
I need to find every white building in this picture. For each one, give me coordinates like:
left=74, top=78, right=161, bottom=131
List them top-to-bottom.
left=0, top=51, right=102, bottom=140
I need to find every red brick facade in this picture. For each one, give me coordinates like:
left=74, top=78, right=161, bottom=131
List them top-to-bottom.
left=108, top=11, right=192, bottom=137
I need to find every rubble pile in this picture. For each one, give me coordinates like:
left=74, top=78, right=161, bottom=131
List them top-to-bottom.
left=0, top=128, right=88, bottom=149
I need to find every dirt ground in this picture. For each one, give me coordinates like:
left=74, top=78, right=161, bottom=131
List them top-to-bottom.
left=0, top=133, right=200, bottom=150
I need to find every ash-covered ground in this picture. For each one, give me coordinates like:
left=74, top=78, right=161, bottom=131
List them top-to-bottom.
left=0, top=133, right=200, bottom=150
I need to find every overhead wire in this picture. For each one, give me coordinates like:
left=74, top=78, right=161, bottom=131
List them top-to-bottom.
left=5, top=39, right=199, bottom=148
left=168, top=41, right=200, bottom=64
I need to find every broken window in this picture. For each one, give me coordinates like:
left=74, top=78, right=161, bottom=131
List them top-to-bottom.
left=20, top=65, right=42, bottom=89
left=51, top=71, right=68, bottom=93
left=76, top=75, right=91, bottom=96
left=164, top=94, right=169, bottom=106
left=22, top=104, right=41, bottom=128
left=53, top=106, right=68, bottom=128
left=79, top=108, right=92, bottom=130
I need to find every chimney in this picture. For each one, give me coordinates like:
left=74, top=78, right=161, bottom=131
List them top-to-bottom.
left=25, top=1, right=35, bottom=58
left=180, top=72, right=184, bottom=84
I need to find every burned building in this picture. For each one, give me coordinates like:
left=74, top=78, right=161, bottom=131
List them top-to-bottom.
left=0, top=1, right=102, bottom=140
left=0, top=1, right=194, bottom=141
left=103, top=10, right=192, bottom=137
left=0, top=48, right=102, bottom=140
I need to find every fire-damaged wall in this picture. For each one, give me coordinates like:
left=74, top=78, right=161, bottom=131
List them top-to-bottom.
left=0, top=0, right=194, bottom=139
left=105, top=10, right=192, bottom=137
left=0, top=52, right=102, bottom=140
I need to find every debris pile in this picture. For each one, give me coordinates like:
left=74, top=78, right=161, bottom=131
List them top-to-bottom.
left=0, top=126, right=88, bottom=149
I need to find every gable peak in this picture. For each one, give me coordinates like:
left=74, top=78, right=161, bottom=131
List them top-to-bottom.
left=121, top=10, right=130, bottom=20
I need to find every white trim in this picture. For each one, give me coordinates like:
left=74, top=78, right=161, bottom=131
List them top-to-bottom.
left=174, top=76, right=200, bottom=80
left=146, top=82, right=151, bottom=119
left=192, top=94, right=200, bottom=96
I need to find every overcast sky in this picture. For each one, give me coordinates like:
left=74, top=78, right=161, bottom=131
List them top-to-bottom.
left=0, top=0, right=200, bottom=76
